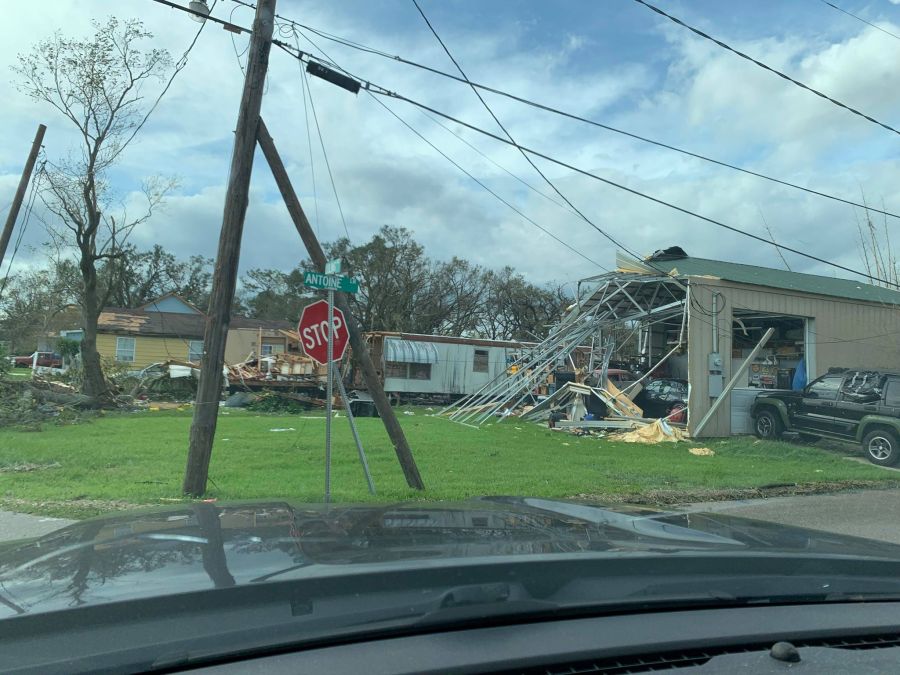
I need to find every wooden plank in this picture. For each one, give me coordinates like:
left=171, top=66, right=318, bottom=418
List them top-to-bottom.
left=604, top=380, right=644, bottom=417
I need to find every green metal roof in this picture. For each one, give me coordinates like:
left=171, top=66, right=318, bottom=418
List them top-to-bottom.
left=639, top=255, right=900, bottom=306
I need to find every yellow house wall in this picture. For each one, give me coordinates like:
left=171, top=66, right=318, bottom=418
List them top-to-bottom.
left=96, top=333, right=199, bottom=369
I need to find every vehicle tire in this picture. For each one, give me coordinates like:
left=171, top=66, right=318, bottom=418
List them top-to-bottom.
left=666, top=403, right=686, bottom=424
left=754, top=409, right=783, bottom=440
left=862, top=428, right=900, bottom=467
left=797, top=432, right=820, bottom=444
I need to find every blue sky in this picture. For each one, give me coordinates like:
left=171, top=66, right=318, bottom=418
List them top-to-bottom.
left=1, top=0, right=899, bottom=287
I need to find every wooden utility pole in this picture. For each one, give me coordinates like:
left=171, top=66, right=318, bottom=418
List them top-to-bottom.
left=184, top=0, right=276, bottom=497
left=257, top=119, right=425, bottom=490
left=0, top=124, right=46, bottom=271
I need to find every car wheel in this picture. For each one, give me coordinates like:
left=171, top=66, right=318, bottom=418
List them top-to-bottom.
left=754, top=410, right=783, bottom=440
left=863, top=429, right=900, bottom=467
left=797, top=432, right=820, bottom=444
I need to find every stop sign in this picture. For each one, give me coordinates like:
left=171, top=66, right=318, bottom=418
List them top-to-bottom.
left=297, top=300, right=349, bottom=364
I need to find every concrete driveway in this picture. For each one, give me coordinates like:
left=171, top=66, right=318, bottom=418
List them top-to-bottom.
left=685, top=488, right=900, bottom=545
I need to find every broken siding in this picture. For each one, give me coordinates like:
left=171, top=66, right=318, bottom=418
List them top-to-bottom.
left=687, top=278, right=900, bottom=437
left=224, top=328, right=289, bottom=364
left=96, top=333, right=198, bottom=369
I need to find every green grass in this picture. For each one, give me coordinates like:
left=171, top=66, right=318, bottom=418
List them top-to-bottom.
left=2, top=369, right=32, bottom=379
left=0, top=407, right=895, bottom=518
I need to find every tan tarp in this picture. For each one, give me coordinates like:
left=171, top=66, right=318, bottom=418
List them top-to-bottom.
left=617, top=419, right=688, bottom=444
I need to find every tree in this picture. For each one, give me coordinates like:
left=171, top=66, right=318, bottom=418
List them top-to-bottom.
left=14, top=18, right=175, bottom=401
left=856, top=200, right=899, bottom=289
left=99, top=245, right=213, bottom=309
left=0, top=260, right=80, bottom=353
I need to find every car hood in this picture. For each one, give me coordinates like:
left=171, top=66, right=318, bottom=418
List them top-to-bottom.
left=2, top=497, right=900, bottom=617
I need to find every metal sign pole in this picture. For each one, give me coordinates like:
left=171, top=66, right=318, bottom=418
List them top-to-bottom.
left=325, top=288, right=334, bottom=503
left=332, top=362, right=376, bottom=494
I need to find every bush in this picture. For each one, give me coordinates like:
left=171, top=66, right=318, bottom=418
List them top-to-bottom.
left=0, top=345, right=10, bottom=379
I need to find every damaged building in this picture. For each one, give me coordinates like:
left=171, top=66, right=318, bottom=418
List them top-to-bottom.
left=446, top=247, right=900, bottom=437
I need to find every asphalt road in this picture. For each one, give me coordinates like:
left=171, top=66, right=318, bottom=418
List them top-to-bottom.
left=685, top=488, right=900, bottom=545
left=0, top=511, right=75, bottom=543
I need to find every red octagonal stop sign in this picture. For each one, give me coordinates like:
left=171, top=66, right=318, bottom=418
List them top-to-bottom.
left=297, top=300, right=349, bottom=364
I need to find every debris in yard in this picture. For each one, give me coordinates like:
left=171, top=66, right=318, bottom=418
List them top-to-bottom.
left=248, top=390, right=324, bottom=413
left=224, top=391, right=257, bottom=408
left=403, top=410, right=416, bottom=415
left=617, top=419, right=687, bottom=444
left=269, top=427, right=296, bottom=432
left=689, top=447, right=715, bottom=456
left=0, top=461, right=62, bottom=473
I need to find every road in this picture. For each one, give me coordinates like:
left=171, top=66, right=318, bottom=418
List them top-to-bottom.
left=685, top=488, right=900, bottom=545
left=0, top=489, right=899, bottom=545
left=0, top=511, right=75, bottom=543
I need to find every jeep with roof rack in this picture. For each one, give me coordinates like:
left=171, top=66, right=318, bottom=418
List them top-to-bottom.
left=751, top=368, right=900, bottom=466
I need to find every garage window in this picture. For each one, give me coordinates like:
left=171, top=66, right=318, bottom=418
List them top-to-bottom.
left=115, top=337, right=136, bottom=363
left=473, top=349, right=489, bottom=373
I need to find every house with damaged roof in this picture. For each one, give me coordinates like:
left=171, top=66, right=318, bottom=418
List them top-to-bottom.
left=50, top=293, right=299, bottom=369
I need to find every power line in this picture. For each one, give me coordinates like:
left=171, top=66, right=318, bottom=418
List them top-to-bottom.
left=112, top=0, right=221, bottom=164
left=230, top=0, right=900, bottom=219
left=409, top=0, right=642, bottom=266
left=632, top=0, right=900, bottom=137
left=818, top=0, right=900, bottom=42
left=276, top=17, right=900, bottom=222
left=274, top=27, right=899, bottom=288
left=280, top=33, right=607, bottom=270
left=295, top=33, right=320, bottom=234
left=300, top=53, right=351, bottom=241
left=377, top=90, right=900, bottom=288
left=366, top=91, right=607, bottom=270
left=0, top=161, right=44, bottom=300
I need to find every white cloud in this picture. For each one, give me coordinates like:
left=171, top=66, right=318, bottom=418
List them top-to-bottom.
left=2, top=0, right=899, bottom=293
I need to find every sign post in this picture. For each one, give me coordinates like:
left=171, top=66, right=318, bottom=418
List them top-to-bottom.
left=299, top=268, right=374, bottom=499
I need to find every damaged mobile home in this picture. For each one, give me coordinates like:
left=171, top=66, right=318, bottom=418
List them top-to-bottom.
left=445, top=247, right=900, bottom=437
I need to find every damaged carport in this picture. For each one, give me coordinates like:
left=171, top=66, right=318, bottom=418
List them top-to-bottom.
left=444, top=247, right=900, bottom=438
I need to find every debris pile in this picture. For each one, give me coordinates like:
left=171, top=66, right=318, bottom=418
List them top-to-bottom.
left=225, top=352, right=326, bottom=388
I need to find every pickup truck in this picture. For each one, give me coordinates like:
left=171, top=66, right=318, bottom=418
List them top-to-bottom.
left=12, top=352, right=63, bottom=368
left=751, top=368, right=900, bottom=466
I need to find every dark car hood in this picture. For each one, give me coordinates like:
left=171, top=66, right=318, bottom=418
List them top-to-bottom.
left=2, top=497, right=900, bottom=617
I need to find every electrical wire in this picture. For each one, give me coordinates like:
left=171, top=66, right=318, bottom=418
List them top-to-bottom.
left=110, top=0, right=220, bottom=165
left=632, top=0, right=900, bottom=137
left=818, top=0, right=900, bottom=42
left=407, top=1, right=645, bottom=269
left=261, top=11, right=900, bottom=221
left=276, top=27, right=900, bottom=288
left=278, top=34, right=607, bottom=270
left=294, top=34, right=321, bottom=235
left=299, top=53, right=351, bottom=241
left=366, top=90, right=607, bottom=270
left=376, top=90, right=900, bottom=288
left=0, top=161, right=44, bottom=300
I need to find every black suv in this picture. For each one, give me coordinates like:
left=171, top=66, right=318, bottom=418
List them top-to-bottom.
left=751, top=368, right=900, bottom=466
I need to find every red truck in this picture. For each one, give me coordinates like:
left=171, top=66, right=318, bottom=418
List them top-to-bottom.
left=12, top=352, right=63, bottom=368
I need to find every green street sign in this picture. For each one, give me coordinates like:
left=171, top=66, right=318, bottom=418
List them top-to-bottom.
left=304, top=271, right=359, bottom=294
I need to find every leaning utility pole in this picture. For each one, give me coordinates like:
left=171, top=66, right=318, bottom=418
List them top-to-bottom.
left=184, top=0, right=276, bottom=497
left=257, top=119, right=425, bottom=490
left=0, top=124, right=46, bottom=271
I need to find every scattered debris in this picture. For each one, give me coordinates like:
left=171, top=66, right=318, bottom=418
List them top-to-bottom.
left=403, top=410, right=416, bottom=416
left=269, top=427, right=296, bottom=432
left=689, top=447, right=715, bottom=457
left=0, top=461, right=62, bottom=473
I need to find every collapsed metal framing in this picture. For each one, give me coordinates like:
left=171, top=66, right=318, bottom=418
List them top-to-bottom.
left=442, top=272, right=688, bottom=425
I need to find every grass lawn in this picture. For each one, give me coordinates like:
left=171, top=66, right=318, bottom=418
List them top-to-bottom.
left=3, top=369, right=32, bottom=379
left=0, top=407, right=896, bottom=518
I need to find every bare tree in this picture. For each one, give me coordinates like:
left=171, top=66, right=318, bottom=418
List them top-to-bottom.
left=13, top=18, right=175, bottom=401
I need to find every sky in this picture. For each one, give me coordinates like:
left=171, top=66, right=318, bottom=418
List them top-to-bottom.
left=1, top=0, right=899, bottom=290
